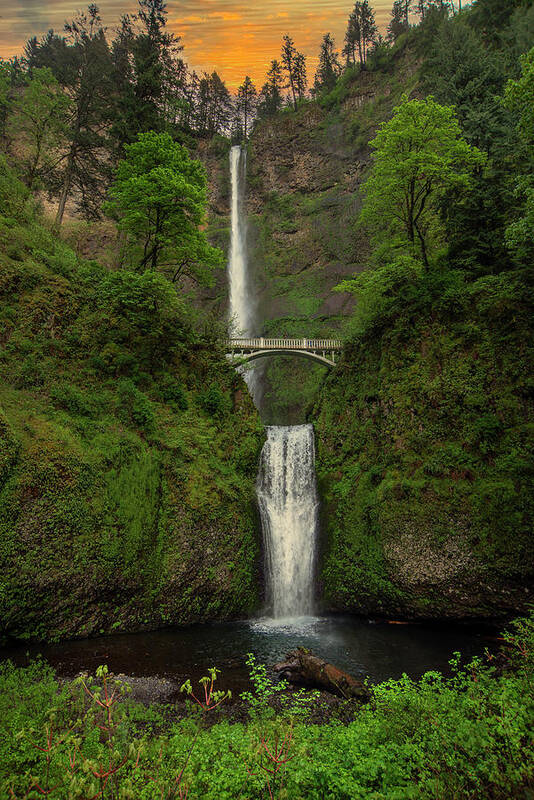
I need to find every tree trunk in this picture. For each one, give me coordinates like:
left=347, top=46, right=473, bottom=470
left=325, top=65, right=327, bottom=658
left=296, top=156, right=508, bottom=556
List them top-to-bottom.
left=55, top=153, right=74, bottom=229
left=414, top=219, right=429, bottom=268
left=274, top=648, right=371, bottom=701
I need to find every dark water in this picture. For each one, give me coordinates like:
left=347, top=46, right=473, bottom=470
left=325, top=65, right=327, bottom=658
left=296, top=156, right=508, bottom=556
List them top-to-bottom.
left=0, top=615, right=498, bottom=693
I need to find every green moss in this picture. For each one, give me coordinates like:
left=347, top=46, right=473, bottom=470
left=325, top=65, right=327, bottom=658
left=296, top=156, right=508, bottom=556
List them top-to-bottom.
left=0, top=188, right=264, bottom=642
left=314, top=269, right=534, bottom=618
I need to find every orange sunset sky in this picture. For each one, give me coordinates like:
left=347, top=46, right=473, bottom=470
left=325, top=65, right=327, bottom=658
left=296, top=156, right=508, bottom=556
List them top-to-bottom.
left=0, top=0, right=397, bottom=89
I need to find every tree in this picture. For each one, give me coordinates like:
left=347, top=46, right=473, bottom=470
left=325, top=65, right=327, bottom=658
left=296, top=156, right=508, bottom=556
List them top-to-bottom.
left=133, top=0, right=182, bottom=133
left=387, top=0, right=410, bottom=42
left=343, top=1, right=378, bottom=67
left=31, top=5, right=114, bottom=226
left=314, top=33, right=341, bottom=93
left=281, top=35, right=299, bottom=109
left=281, top=35, right=307, bottom=109
left=504, top=47, right=534, bottom=263
left=294, top=52, right=308, bottom=101
left=0, top=60, right=12, bottom=138
left=258, top=60, right=284, bottom=117
left=8, top=67, right=71, bottom=189
left=194, top=71, right=232, bottom=135
left=235, top=76, right=257, bottom=138
left=360, top=95, right=485, bottom=266
left=106, top=131, right=223, bottom=283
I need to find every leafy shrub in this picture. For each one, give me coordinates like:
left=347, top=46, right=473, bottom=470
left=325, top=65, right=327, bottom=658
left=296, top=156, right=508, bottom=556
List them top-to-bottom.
left=158, top=374, right=188, bottom=410
left=117, top=378, right=155, bottom=433
left=50, top=383, right=95, bottom=417
left=198, top=385, right=231, bottom=417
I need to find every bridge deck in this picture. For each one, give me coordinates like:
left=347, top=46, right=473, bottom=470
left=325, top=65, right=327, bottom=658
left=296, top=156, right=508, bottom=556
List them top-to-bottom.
left=225, top=337, right=342, bottom=351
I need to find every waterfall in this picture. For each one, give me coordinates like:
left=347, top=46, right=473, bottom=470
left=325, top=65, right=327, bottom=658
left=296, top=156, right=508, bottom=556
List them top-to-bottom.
left=228, top=144, right=261, bottom=402
left=228, top=145, right=254, bottom=337
left=227, top=148, right=319, bottom=621
left=257, top=425, right=319, bottom=618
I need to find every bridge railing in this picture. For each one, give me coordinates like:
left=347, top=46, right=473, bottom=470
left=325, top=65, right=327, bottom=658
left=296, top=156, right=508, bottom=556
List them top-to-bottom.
left=225, top=337, right=343, bottom=351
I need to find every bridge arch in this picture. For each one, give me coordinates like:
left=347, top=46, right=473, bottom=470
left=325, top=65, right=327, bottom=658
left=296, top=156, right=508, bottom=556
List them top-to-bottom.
left=225, top=338, right=342, bottom=369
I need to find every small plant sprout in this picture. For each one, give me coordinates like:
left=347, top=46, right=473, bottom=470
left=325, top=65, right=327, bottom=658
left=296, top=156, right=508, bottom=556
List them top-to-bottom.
left=179, top=668, right=231, bottom=712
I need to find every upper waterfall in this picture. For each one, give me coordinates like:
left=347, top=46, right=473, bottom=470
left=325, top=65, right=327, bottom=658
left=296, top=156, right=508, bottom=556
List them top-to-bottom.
left=227, top=144, right=262, bottom=403
left=228, top=145, right=254, bottom=338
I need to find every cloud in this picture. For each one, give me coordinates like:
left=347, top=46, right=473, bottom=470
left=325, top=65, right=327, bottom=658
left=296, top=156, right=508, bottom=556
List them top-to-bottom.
left=0, top=0, right=394, bottom=89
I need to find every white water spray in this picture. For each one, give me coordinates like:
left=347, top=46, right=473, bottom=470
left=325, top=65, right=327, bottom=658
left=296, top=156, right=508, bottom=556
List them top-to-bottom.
left=227, top=145, right=260, bottom=401
left=257, top=425, right=319, bottom=618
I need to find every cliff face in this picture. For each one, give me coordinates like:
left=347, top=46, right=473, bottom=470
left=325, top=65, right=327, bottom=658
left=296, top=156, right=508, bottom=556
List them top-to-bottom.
left=238, top=52, right=418, bottom=422
left=0, top=205, right=264, bottom=643
left=313, top=272, right=534, bottom=620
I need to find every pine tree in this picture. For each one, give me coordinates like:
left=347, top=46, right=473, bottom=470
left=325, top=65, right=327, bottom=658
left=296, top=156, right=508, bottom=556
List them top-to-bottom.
left=133, top=0, right=182, bottom=133
left=387, top=0, right=410, bottom=42
left=343, top=2, right=378, bottom=67
left=49, top=4, right=113, bottom=226
left=314, top=33, right=341, bottom=93
left=281, top=35, right=299, bottom=110
left=294, top=52, right=308, bottom=100
left=258, top=60, right=284, bottom=117
left=194, top=71, right=232, bottom=135
left=236, top=76, right=257, bottom=139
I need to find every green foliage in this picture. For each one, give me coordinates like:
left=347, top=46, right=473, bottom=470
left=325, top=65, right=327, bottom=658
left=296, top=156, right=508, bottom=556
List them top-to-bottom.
left=8, top=67, right=71, bottom=190
left=360, top=95, right=486, bottom=265
left=107, top=131, right=223, bottom=284
left=0, top=155, right=31, bottom=220
left=0, top=196, right=263, bottom=642
left=316, top=261, right=534, bottom=616
left=198, top=385, right=232, bottom=418
left=0, top=615, right=533, bottom=798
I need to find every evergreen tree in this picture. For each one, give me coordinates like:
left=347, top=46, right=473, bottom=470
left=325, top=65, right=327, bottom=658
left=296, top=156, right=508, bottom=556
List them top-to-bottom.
left=133, top=0, right=181, bottom=133
left=387, top=0, right=410, bottom=42
left=343, top=1, right=378, bottom=67
left=50, top=5, right=113, bottom=226
left=109, top=15, right=137, bottom=160
left=422, top=16, right=517, bottom=271
left=314, top=33, right=341, bottom=93
left=281, top=35, right=307, bottom=109
left=504, top=47, right=534, bottom=264
left=294, top=52, right=308, bottom=100
left=258, top=60, right=284, bottom=117
left=194, top=72, right=232, bottom=135
left=235, top=76, right=257, bottom=139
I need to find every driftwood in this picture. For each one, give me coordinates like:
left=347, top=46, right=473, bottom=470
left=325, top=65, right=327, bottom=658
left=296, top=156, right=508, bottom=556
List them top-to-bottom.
left=273, top=648, right=370, bottom=701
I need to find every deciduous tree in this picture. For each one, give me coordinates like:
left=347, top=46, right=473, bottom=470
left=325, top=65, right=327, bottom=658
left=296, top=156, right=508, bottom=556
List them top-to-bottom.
left=8, top=67, right=71, bottom=189
left=360, top=95, right=485, bottom=266
left=106, top=131, right=223, bottom=283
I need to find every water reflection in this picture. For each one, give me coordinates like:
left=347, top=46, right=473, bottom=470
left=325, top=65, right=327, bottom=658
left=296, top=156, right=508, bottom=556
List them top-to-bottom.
left=0, top=616, right=497, bottom=693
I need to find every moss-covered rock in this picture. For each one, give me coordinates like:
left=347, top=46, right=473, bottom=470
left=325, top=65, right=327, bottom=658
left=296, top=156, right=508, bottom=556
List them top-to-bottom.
left=0, top=207, right=264, bottom=643
left=313, top=270, right=534, bottom=619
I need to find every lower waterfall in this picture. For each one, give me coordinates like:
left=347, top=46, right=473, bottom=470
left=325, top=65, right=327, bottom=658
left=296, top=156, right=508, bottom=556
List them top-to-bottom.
left=256, top=424, right=319, bottom=618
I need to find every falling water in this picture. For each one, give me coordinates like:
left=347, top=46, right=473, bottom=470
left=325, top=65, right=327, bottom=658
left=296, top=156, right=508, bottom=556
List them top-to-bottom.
left=227, top=145, right=262, bottom=403
left=228, top=145, right=254, bottom=337
left=227, top=148, right=319, bottom=620
left=257, top=425, right=319, bottom=618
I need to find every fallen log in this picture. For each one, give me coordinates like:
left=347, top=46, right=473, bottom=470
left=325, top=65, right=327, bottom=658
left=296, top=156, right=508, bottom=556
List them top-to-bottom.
left=273, top=647, right=370, bottom=701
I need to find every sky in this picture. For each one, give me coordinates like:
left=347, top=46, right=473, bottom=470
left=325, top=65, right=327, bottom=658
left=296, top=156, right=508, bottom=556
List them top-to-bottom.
left=0, top=0, right=394, bottom=89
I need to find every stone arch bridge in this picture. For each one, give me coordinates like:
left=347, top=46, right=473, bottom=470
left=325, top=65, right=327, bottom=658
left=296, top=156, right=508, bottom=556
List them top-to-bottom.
left=224, top=338, right=342, bottom=368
